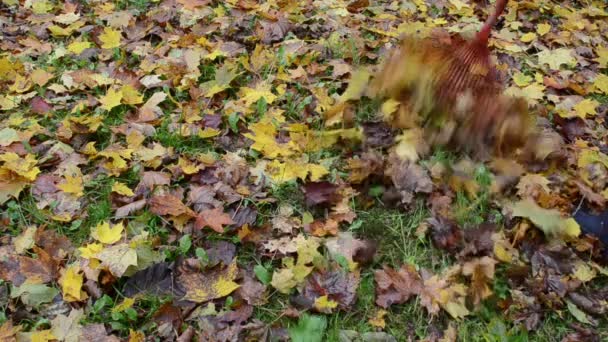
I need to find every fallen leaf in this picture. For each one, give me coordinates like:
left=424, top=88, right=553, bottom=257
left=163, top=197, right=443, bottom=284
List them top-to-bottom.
left=99, top=27, right=122, bottom=49
left=509, top=199, right=580, bottom=238
left=194, top=207, right=234, bottom=233
left=91, top=221, right=124, bottom=245
left=180, top=259, right=240, bottom=303
left=374, top=264, right=422, bottom=308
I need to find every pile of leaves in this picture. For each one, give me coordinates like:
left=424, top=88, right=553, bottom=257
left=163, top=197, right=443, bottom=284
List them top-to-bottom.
left=1, top=0, right=608, bottom=341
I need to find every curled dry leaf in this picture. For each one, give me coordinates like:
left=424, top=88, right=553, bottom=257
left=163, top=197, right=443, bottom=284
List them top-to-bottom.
left=374, top=264, right=422, bottom=308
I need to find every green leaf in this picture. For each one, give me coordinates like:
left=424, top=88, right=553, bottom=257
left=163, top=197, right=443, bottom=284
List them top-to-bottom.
left=179, top=234, right=192, bottom=254
left=254, top=264, right=272, bottom=285
left=10, top=284, right=59, bottom=308
left=566, top=300, right=593, bottom=325
left=289, top=314, right=327, bottom=342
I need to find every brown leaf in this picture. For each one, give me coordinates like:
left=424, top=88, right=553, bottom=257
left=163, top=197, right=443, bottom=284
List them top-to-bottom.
left=347, top=0, right=369, bottom=13
left=257, top=16, right=292, bottom=44
left=31, top=96, right=52, bottom=114
left=362, top=122, right=395, bottom=148
left=346, top=151, right=384, bottom=184
left=135, top=171, right=171, bottom=194
left=301, top=181, right=338, bottom=207
left=149, top=194, right=195, bottom=217
left=115, top=199, right=147, bottom=218
left=194, top=207, right=234, bottom=233
left=428, top=217, right=463, bottom=253
left=35, top=227, right=73, bottom=260
left=325, top=232, right=377, bottom=267
left=0, top=248, right=58, bottom=286
left=462, top=256, right=497, bottom=306
left=179, top=259, right=240, bottom=303
left=374, top=264, right=422, bottom=308
left=301, top=268, right=360, bottom=311
left=237, top=272, right=267, bottom=306
left=152, top=302, right=183, bottom=331
left=0, top=320, right=20, bottom=342
left=81, top=324, right=121, bottom=342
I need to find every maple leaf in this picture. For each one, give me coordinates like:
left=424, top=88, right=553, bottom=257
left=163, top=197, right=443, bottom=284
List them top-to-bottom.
left=536, top=23, right=551, bottom=36
left=99, top=27, right=122, bottom=49
left=67, top=41, right=91, bottom=55
left=537, top=48, right=577, bottom=70
left=200, top=63, right=240, bottom=97
left=594, top=74, right=608, bottom=94
left=239, top=82, right=277, bottom=107
left=120, top=84, right=144, bottom=105
left=98, top=88, right=123, bottom=111
left=573, top=99, right=599, bottom=118
left=0, top=152, right=40, bottom=181
left=57, top=174, right=84, bottom=197
left=111, top=181, right=134, bottom=196
left=149, top=194, right=196, bottom=217
left=509, top=198, right=580, bottom=239
left=195, top=207, right=235, bottom=233
left=91, top=221, right=124, bottom=244
left=96, top=243, right=138, bottom=277
left=461, top=256, right=497, bottom=306
left=180, top=259, right=240, bottom=303
left=374, top=264, right=422, bottom=308
left=59, top=265, right=86, bottom=302
left=419, top=272, right=470, bottom=319
left=10, top=283, right=59, bottom=308
left=50, top=309, right=84, bottom=342
left=0, top=320, right=21, bottom=341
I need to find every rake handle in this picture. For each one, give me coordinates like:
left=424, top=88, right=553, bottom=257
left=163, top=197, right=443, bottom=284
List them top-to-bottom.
left=477, top=0, right=508, bottom=44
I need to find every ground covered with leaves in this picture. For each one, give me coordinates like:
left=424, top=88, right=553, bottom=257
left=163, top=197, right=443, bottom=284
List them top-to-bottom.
left=1, top=0, right=608, bottom=341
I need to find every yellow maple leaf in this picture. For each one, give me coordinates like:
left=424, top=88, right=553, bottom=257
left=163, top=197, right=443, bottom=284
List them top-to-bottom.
left=32, top=0, right=53, bottom=14
left=536, top=23, right=551, bottom=36
left=99, top=27, right=122, bottom=49
left=520, top=32, right=537, bottom=43
left=67, top=41, right=91, bottom=55
left=595, top=46, right=608, bottom=68
left=537, top=48, right=576, bottom=70
left=512, top=72, right=532, bottom=87
left=594, top=74, right=608, bottom=94
left=239, top=82, right=277, bottom=107
left=121, top=85, right=143, bottom=105
left=99, top=88, right=123, bottom=111
left=573, top=99, right=599, bottom=118
left=243, top=121, right=294, bottom=158
left=198, top=127, right=221, bottom=138
left=0, top=152, right=40, bottom=181
left=177, top=157, right=200, bottom=175
left=307, top=163, right=329, bottom=181
left=57, top=174, right=84, bottom=197
left=112, top=181, right=134, bottom=196
left=91, top=221, right=124, bottom=244
left=78, top=243, right=103, bottom=259
left=60, top=265, right=85, bottom=301
left=270, top=268, right=297, bottom=294
left=314, top=295, right=338, bottom=313
left=112, top=297, right=135, bottom=313
left=368, top=309, right=388, bottom=329
left=31, top=329, right=56, bottom=342
left=129, top=330, right=145, bottom=342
